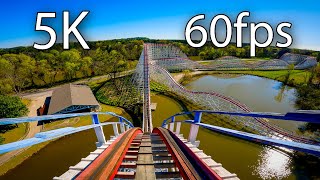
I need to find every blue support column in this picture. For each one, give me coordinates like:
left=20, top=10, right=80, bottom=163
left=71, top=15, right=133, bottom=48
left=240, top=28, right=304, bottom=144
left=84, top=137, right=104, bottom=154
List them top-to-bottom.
left=194, top=111, right=202, bottom=123
left=91, top=114, right=106, bottom=147
left=171, top=116, right=175, bottom=123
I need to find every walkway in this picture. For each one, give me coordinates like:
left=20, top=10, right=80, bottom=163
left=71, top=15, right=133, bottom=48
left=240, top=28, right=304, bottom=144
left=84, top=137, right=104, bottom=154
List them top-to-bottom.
left=0, top=96, right=43, bottom=166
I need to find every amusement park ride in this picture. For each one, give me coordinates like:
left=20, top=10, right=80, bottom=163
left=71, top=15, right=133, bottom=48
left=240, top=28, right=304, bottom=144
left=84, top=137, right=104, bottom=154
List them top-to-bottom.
left=0, top=44, right=319, bottom=179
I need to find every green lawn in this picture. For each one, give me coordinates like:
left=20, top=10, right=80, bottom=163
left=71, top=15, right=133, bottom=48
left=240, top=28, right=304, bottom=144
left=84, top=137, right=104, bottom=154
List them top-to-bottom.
left=189, top=56, right=202, bottom=61
left=199, top=61, right=211, bottom=65
left=218, top=70, right=310, bottom=86
left=21, top=98, right=31, bottom=107
left=1, top=123, right=28, bottom=144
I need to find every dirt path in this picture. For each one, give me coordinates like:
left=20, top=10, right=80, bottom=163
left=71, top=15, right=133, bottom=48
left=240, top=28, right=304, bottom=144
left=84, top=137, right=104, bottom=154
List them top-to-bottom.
left=0, top=96, right=46, bottom=165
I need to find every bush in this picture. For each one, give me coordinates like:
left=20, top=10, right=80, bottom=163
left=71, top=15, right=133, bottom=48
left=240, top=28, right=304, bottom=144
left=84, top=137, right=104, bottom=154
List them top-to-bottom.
left=296, top=85, right=320, bottom=133
left=296, top=85, right=320, bottom=110
left=0, top=95, right=28, bottom=118
left=0, top=95, right=28, bottom=144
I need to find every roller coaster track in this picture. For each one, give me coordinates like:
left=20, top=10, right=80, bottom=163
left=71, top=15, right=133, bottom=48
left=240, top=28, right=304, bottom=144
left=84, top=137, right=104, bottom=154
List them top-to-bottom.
left=134, top=43, right=317, bottom=144
left=143, top=44, right=153, bottom=132
left=151, top=65, right=316, bottom=144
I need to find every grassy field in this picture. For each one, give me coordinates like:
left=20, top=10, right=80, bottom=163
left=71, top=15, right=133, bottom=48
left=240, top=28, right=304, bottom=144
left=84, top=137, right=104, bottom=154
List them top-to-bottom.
left=189, top=56, right=202, bottom=61
left=198, top=61, right=211, bottom=65
left=177, top=70, right=310, bottom=86
left=221, top=70, right=310, bottom=86
left=21, top=98, right=31, bottom=107
left=1, top=123, right=28, bottom=144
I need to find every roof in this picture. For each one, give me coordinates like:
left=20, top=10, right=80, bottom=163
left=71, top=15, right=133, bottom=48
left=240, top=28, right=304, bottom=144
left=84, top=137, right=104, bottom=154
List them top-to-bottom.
left=48, top=84, right=100, bottom=114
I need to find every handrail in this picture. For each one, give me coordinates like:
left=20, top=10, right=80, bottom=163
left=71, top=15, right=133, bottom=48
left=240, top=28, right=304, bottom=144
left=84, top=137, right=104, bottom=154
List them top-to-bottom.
left=161, top=110, right=320, bottom=127
left=196, top=110, right=320, bottom=122
left=161, top=111, right=320, bottom=157
left=161, top=111, right=193, bottom=127
left=0, top=112, right=134, bottom=154
left=0, top=112, right=134, bottom=127
left=184, top=121, right=320, bottom=157
left=0, top=122, right=118, bottom=154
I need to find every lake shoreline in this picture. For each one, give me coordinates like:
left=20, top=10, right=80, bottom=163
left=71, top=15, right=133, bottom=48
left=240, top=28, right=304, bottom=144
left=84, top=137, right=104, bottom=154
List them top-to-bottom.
left=172, top=70, right=307, bottom=88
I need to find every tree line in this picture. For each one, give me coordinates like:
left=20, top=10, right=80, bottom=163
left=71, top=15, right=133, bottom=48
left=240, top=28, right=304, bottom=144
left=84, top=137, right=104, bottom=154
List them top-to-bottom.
left=0, top=40, right=143, bottom=94
left=165, top=41, right=320, bottom=61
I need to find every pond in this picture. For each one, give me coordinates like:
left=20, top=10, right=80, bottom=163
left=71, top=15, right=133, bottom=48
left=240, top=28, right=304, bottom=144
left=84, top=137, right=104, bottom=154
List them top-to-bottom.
left=184, top=74, right=304, bottom=131
left=1, top=75, right=318, bottom=180
left=150, top=75, right=319, bottom=180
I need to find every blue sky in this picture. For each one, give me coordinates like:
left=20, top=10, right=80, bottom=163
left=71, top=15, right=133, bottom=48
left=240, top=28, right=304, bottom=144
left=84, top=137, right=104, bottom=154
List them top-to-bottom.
left=0, top=0, right=319, bottom=50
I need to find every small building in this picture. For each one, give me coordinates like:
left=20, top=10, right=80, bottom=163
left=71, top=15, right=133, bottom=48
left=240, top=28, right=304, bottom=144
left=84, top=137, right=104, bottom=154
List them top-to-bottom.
left=47, top=84, right=100, bottom=115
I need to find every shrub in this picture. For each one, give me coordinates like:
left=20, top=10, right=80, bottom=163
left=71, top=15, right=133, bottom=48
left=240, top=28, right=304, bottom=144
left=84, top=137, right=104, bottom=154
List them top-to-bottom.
left=0, top=95, right=28, bottom=118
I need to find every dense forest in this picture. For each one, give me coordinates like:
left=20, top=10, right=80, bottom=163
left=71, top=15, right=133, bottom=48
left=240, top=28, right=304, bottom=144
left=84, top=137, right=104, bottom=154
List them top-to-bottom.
left=0, top=39, right=144, bottom=94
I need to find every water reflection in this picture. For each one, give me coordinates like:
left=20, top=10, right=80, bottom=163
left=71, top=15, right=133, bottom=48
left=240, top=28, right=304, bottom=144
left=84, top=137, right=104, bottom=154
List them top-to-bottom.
left=184, top=75, right=305, bottom=179
left=185, top=75, right=297, bottom=113
left=274, top=83, right=287, bottom=103
left=151, top=94, right=319, bottom=179
left=253, top=147, right=292, bottom=179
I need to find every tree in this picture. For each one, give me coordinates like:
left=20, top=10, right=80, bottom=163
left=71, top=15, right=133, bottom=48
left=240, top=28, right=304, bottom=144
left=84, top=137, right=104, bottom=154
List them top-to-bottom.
left=226, top=45, right=237, bottom=56
left=91, top=48, right=109, bottom=76
left=60, top=49, right=82, bottom=80
left=106, top=50, right=128, bottom=94
left=107, top=50, right=127, bottom=79
left=35, top=51, right=60, bottom=85
left=199, top=51, right=206, bottom=60
left=317, top=52, right=320, bottom=62
left=1, top=54, right=36, bottom=93
left=19, top=54, right=36, bottom=86
left=79, top=56, right=93, bottom=77
left=0, top=57, right=14, bottom=94
left=35, top=59, right=53, bottom=85
left=284, top=64, right=295, bottom=84
left=307, top=64, right=320, bottom=85
left=296, top=85, right=320, bottom=110
left=0, top=95, right=28, bottom=118
left=0, top=95, right=28, bottom=144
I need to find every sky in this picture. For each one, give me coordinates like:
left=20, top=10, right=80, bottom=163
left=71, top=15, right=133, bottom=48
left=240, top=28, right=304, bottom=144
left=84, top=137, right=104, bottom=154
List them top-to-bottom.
left=0, top=0, right=319, bottom=51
